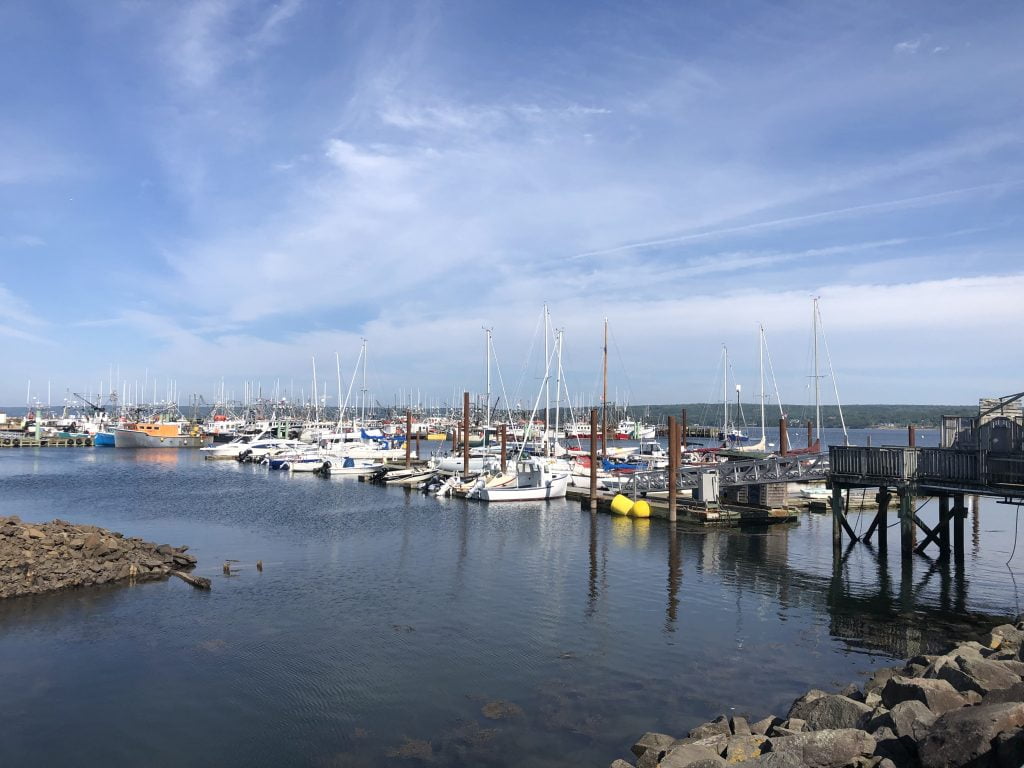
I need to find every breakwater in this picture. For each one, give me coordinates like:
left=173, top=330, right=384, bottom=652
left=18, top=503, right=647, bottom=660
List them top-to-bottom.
left=0, top=515, right=198, bottom=598
left=618, top=622, right=1024, bottom=768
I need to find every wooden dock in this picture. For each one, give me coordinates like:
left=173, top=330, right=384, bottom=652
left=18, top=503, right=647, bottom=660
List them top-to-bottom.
left=0, top=434, right=94, bottom=448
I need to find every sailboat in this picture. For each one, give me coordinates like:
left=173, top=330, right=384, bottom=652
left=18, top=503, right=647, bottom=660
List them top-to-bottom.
left=729, top=326, right=770, bottom=453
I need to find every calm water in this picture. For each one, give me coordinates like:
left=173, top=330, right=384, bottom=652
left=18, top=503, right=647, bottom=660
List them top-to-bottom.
left=0, top=428, right=1019, bottom=767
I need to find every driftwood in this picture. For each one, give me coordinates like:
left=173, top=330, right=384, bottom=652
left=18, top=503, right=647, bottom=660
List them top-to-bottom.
left=170, top=569, right=212, bottom=590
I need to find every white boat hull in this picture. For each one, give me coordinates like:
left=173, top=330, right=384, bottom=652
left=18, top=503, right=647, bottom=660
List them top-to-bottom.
left=479, top=472, right=569, bottom=501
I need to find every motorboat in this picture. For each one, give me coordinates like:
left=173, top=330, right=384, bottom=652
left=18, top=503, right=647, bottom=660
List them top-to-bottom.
left=470, top=457, right=569, bottom=501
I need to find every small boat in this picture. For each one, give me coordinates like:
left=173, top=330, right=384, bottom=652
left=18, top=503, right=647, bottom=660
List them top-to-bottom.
left=114, top=422, right=208, bottom=448
left=282, top=455, right=331, bottom=472
left=328, top=457, right=383, bottom=476
left=471, top=457, right=569, bottom=501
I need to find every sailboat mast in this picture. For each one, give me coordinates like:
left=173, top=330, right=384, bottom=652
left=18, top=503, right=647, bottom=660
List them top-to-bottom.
left=813, top=297, right=821, bottom=446
left=544, top=305, right=550, bottom=444
left=601, top=317, right=608, bottom=451
left=759, top=324, right=766, bottom=444
left=485, top=328, right=492, bottom=429
left=554, top=328, right=563, bottom=450
left=361, top=339, right=367, bottom=427
left=722, top=345, right=729, bottom=436
left=335, top=353, right=342, bottom=428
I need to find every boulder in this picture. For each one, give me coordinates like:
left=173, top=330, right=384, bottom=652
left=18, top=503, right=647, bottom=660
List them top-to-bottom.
left=81, top=532, right=102, bottom=551
left=957, top=656, right=1022, bottom=694
left=998, top=660, right=1024, bottom=677
left=937, top=662, right=985, bottom=694
left=864, top=668, right=902, bottom=694
left=881, top=675, right=967, bottom=714
left=982, top=681, right=1024, bottom=705
left=786, top=690, right=828, bottom=720
left=864, top=691, right=882, bottom=709
left=799, top=695, right=873, bottom=731
left=869, top=699, right=936, bottom=745
left=917, top=702, right=1024, bottom=768
left=689, top=716, right=732, bottom=740
left=730, top=716, right=751, bottom=736
left=749, top=717, right=782, bottom=736
left=782, top=718, right=806, bottom=732
left=870, top=726, right=912, bottom=765
left=765, top=729, right=876, bottom=768
left=994, top=729, right=1024, bottom=768
left=632, top=732, right=675, bottom=759
left=672, top=735, right=728, bottom=757
left=723, top=735, right=765, bottom=764
left=659, top=743, right=725, bottom=768
left=610, top=761, right=634, bottom=768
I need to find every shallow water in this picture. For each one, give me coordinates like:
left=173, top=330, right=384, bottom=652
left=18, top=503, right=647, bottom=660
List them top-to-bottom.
left=0, top=429, right=1019, bottom=767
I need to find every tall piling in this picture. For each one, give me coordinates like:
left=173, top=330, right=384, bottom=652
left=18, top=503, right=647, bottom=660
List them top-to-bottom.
left=462, top=391, right=470, bottom=476
left=680, top=408, right=688, bottom=450
left=589, top=409, right=598, bottom=508
left=405, top=410, right=412, bottom=467
left=667, top=416, right=678, bottom=522
left=779, top=417, right=788, bottom=456
left=807, top=421, right=814, bottom=451
left=500, top=424, right=507, bottom=473
left=908, top=424, right=916, bottom=447
left=831, top=484, right=843, bottom=554
left=876, top=488, right=890, bottom=550
left=899, top=489, right=913, bottom=558
left=953, top=493, right=966, bottom=564
left=938, top=494, right=950, bottom=557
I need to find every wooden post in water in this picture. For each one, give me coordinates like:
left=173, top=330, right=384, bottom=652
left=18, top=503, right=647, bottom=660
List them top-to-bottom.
left=462, top=391, right=470, bottom=476
left=589, top=408, right=598, bottom=508
left=680, top=408, right=688, bottom=449
left=405, top=410, right=412, bottom=467
left=668, top=416, right=678, bottom=522
left=779, top=417, right=788, bottom=456
left=807, top=421, right=814, bottom=451
left=500, top=424, right=507, bottom=474
left=908, top=424, right=916, bottom=447
left=867, top=434, right=872, bottom=448
left=831, top=484, right=844, bottom=554
left=876, top=488, right=889, bottom=550
left=899, top=488, right=914, bottom=559
left=953, top=493, right=966, bottom=564
left=938, top=494, right=950, bottom=557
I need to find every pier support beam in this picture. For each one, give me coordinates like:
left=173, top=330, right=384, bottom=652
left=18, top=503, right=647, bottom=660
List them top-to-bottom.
left=462, top=391, right=470, bottom=476
left=589, top=408, right=598, bottom=508
left=405, top=410, right=412, bottom=467
left=667, top=416, right=678, bottom=522
left=832, top=485, right=843, bottom=554
left=864, top=488, right=890, bottom=548
left=899, top=489, right=914, bottom=559
left=953, top=493, right=966, bottom=565
left=938, top=495, right=950, bottom=555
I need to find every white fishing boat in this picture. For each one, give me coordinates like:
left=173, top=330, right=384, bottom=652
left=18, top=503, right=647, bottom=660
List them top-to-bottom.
left=200, top=431, right=273, bottom=460
left=328, top=457, right=384, bottom=476
left=472, top=457, right=569, bottom=501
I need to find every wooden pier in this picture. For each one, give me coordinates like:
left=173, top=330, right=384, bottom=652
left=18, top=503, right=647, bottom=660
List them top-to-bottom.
left=827, top=393, right=1024, bottom=563
left=0, top=434, right=94, bottom=448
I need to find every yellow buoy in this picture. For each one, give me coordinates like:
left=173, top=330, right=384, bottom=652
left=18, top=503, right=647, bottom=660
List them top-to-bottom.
left=610, top=494, right=634, bottom=516
left=630, top=499, right=652, bottom=518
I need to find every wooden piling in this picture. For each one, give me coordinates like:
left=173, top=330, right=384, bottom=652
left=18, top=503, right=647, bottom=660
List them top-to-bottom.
left=462, top=391, right=470, bottom=476
left=589, top=408, right=598, bottom=507
left=680, top=408, right=688, bottom=449
left=405, top=410, right=412, bottom=468
left=667, top=416, right=678, bottom=522
left=779, top=417, right=788, bottom=456
left=807, top=421, right=814, bottom=450
left=500, top=424, right=507, bottom=473
left=908, top=424, right=916, bottom=447
left=831, top=484, right=843, bottom=554
left=877, top=489, right=890, bottom=550
left=899, top=489, right=913, bottom=558
left=953, top=492, right=966, bottom=563
left=938, top=494, right=950, bottom=556
left=256, top=560, right=263, bottom=572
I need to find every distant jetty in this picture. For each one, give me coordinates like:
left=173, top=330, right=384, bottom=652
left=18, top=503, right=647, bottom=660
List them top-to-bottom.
left=0, top=515, right=201, bottom=598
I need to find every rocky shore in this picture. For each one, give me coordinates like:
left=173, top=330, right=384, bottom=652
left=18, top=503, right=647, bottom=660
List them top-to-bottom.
left=0, top=515, right=198, bottom=598
left=615, top=621, right=1024, bottom=768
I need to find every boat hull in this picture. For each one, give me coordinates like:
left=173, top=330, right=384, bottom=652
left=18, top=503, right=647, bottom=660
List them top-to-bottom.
left=113, top=429, right=208, bottom=448
left=93, top=432, right=116, bottom=447
left=479, top=473, right=569, bottom=501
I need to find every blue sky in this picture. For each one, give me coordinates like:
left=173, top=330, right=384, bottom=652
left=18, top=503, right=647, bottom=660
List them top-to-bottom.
left=1, top=0, right=1022, bottom=408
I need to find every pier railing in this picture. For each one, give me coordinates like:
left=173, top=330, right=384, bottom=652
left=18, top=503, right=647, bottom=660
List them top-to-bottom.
left=829, top=446, right=918, bottom=483
left=620, top=453, right=829, bottom=495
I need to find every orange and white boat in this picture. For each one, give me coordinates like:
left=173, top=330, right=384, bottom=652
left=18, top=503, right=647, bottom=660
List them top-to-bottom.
left=114, top=421, right=209, bottom=448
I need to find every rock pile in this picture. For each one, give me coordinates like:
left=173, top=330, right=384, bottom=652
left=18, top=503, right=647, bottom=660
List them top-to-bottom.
left=0, top=515, right=198, bottom=598
left=614, top=622, right=1024, bottom=768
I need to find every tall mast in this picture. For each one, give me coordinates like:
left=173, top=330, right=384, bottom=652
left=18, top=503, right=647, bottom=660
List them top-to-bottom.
left=813, top=297, right=821, bottom=446
left=544, top=304, right=550, bottom=444
left=601, top=317, right=608, bottom=451
left=759, top=324, right=766, bottom=444
left=484, top=327, right=492, bottom=429
left=554, top=328, right=563, bottom=452
left=361, top=338, right=367, bottom=426
left=722, top=345, right=729, bottom=436
left=335, top=352, right=342, bottom=428
left=312, top=356, right=318, bottom=422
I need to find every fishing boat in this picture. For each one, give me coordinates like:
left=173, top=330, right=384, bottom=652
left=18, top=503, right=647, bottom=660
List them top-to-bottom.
left=613, top=418, right=656, bottom=441
left=114, top=422, right=209, bottom=448
left=93, top=431, right=116, bottom=447
left=471, top=457, right=569, bottom=501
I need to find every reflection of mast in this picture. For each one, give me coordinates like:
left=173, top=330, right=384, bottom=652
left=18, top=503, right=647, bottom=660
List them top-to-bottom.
left=666, top=523, right=680, bottom=631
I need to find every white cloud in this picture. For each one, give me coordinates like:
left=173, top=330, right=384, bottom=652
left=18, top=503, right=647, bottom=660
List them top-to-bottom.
left=894, top=39, right=922, bottom=55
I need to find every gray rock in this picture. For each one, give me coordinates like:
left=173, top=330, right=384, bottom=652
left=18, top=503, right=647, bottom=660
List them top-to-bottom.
left=958, top=655, right=1022, bottom=693
left=998, top=660, right=1024, bottom=677
left=937, top=662, right=985, bottom=694
left=864, top=667, right=902, bottom=694
left=881, top=675, right=967, bottom=715
left=982, top=681, right=1024, bottom=704
left=839, top=683, right=864, bottom=702
left=787, top=690, right=829, bottom=720
left=864, top=691, right=882, bottom=708
left=799, top=695, right=873, bottom=731
left=869, top=699, right=936, bottom=744
left=918, top=702, right=1024, bottom=768
left=688, top=716, right=731, bottom=740
left=730, top=716, right=751, bottom=736
left=749, top=717, right=782, bottom=736
left=782, top=718, right=806, bottom=732
left=870, top=726, right=912, bottom=765
left=769, top=727, right=801, bottom=738
left=766, top=729, right=876, bottom=768
left=995, top=729, right=1024, bottom=768
left=631, top=732, right=675, bottom=758
left=723, top=734, right=766, bottom=763
left=671, top=735, right=727, bottom=757
left=659, top=743, right=725, bottom=768
left=728, top=753, right=806, bottom=768
left=609, top=760, right=634, bottom=768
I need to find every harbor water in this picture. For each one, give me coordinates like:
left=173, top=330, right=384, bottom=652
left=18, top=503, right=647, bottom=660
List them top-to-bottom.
left=0, top=428, right=1020, bottom=767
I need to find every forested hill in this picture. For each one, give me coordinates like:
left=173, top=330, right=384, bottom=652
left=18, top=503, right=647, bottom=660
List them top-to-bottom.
left=635, top=404, right=976, bottom=429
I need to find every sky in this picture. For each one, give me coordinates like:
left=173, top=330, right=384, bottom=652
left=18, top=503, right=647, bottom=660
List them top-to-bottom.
left=1, top=0, right=1023, bottom=409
